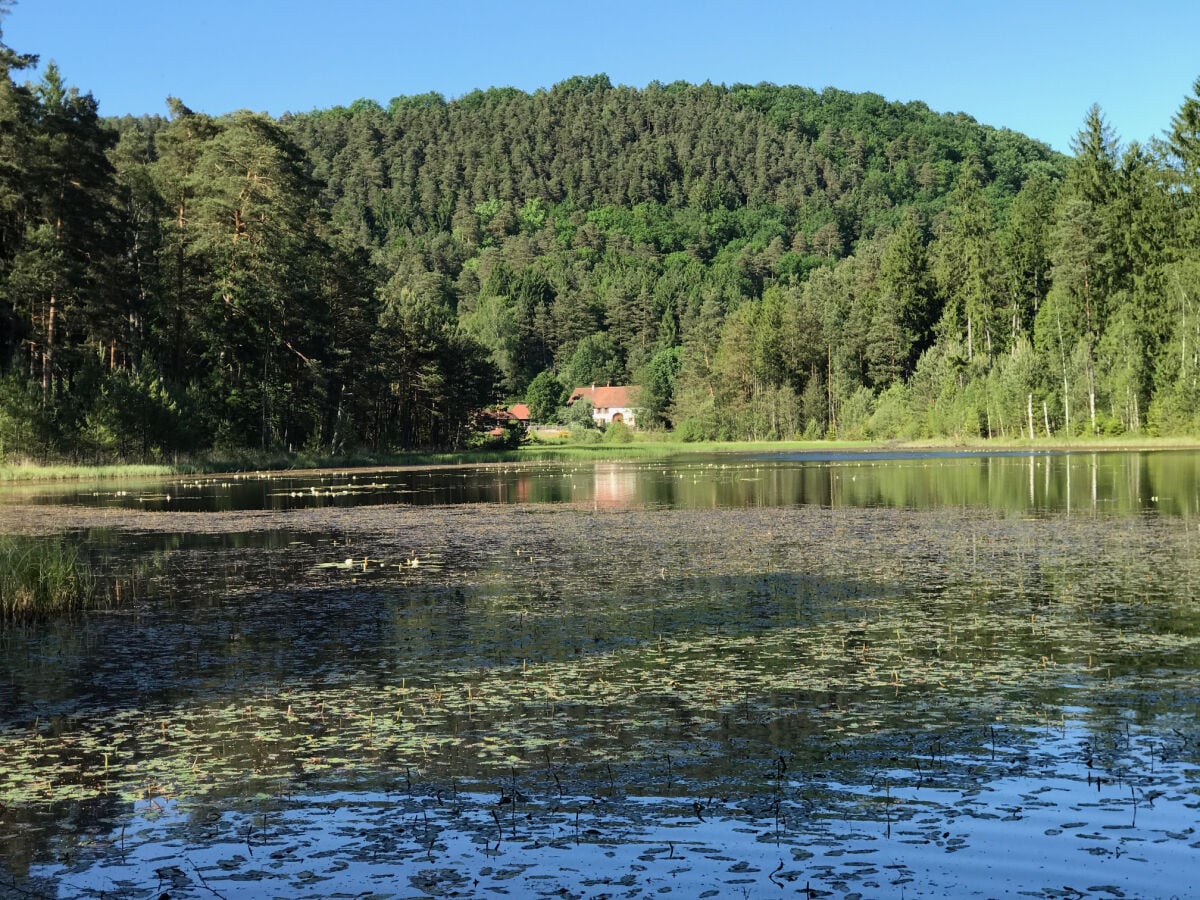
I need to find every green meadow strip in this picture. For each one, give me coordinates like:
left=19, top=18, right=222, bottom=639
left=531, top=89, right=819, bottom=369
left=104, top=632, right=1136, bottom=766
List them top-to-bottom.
left=0, top=462, right=178, bottom=482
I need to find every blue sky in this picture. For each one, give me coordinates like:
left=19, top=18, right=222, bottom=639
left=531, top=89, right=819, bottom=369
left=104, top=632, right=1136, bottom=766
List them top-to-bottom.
left=5, top=0, right=1198, bottom=155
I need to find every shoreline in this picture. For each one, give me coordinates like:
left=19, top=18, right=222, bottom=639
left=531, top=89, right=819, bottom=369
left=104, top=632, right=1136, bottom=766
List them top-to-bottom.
left=2, top=435, right=1199, bottom=483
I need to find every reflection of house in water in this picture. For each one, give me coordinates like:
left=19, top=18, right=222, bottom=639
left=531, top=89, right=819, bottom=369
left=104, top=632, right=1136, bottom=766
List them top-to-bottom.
left=590, top=462, right=639, bottom=508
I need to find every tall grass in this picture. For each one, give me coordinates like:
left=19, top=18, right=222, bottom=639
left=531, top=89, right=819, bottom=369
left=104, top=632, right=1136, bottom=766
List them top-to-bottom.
left=0, top=462, right=178, bottom=482
left=0, top=537, right=97, bottom=624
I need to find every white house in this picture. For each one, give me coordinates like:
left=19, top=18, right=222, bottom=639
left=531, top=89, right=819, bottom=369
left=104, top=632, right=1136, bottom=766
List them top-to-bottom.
left=567, top=384, right=640, bottom=427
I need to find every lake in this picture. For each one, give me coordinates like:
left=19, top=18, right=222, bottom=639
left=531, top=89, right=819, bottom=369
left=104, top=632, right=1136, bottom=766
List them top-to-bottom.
left=1, top=449, right=1198, bottom=898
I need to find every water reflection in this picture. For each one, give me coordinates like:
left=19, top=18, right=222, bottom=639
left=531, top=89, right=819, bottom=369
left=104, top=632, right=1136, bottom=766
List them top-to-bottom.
left=2, top=449, right=1199, bottom=515
left=24, top=738, right=1200, bottom=900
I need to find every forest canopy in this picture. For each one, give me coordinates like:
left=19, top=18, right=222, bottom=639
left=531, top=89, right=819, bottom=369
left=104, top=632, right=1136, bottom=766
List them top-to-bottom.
left=2, top=14, right=1199, bottom=458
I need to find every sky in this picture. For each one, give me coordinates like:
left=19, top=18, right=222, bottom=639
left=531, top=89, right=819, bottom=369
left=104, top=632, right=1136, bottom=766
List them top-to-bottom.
left=4, top=0, right=1198, bottom=155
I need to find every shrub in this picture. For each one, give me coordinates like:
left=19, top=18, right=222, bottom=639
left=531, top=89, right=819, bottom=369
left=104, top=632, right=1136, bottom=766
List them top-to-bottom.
left=836, top=387, right=876, bottom=440
left=604, top=421, right=634, bottom=443
left=569, top=423, right=602, bottom=444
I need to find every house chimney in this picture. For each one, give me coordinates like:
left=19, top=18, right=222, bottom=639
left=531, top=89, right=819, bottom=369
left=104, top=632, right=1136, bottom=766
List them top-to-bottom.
left=591, top=382, right=595, bottom=391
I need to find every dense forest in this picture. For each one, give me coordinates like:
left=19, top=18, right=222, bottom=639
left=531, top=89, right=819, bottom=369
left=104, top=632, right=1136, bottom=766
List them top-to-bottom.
left=1, top=17, right=1199, bottom=459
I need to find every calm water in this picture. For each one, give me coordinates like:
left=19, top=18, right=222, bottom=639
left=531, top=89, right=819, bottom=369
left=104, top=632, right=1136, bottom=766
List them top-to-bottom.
left=3, top=448, right=1199, bottom=516
left=1, top=450, right=1198, bottom=898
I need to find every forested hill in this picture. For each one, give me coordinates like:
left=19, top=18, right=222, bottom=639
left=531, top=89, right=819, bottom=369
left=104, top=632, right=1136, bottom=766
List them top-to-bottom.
left=3, top=41, right=1200, bottom=457
left=284, top=77, right=1058, bottom=252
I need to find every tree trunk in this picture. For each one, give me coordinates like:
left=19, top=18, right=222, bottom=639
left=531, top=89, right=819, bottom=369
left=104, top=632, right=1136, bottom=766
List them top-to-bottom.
left=175, top=200, right=188, bottom=373
left=42, top=293, right=56, bottom=399
left=826, top=345, right=835, bottom=434
left=1087, top=353, right=1097, bottom=434
left=1063, top=374, right=1070, bottom=434
left=1027, top=393, right=1035, bottom=441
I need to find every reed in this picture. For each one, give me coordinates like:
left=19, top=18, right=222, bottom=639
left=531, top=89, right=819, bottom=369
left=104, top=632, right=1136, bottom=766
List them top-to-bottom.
left=0, top=461, right=177, bottom=482
left=0, top=537, right=97, bottom=623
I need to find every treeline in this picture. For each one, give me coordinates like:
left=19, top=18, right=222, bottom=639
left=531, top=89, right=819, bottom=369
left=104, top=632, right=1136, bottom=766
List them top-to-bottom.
left=1, top=19, right=1199, bottom=459
left=0, top=45, right=493, bottom=458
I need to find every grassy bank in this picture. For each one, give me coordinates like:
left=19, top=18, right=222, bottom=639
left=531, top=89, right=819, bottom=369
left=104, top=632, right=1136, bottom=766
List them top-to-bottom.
left=512, top=433, right=1200, bottom=461
left=0, top=442, right=792, bottom=480
left=0, top=462, right=180, bottom=482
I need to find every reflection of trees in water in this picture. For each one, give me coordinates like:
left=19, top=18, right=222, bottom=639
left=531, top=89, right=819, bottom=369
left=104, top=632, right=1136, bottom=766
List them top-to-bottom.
left=5, top=451, right=1200, bottom=517
left=0, top=792, right=125, bottom=882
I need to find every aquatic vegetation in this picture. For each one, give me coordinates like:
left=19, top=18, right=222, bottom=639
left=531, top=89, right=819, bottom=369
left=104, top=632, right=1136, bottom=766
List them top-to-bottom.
left=1, top=454, right=1199, bottom=896
left=0, top=536, right=97, bottom=623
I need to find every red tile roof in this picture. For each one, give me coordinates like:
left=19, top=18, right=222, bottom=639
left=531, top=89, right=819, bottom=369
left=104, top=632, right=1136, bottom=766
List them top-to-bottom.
left=567, top=385, right=639, bottom=408
left=509, top=403, right=531, bottom=421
